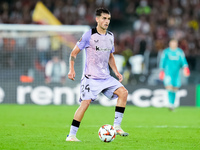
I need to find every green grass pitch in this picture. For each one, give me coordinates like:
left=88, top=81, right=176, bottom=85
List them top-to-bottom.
left=0, top=104, right=200, bottom=150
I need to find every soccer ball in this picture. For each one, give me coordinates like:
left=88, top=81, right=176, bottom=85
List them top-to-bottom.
left=98, top=124, right=116, bottom=142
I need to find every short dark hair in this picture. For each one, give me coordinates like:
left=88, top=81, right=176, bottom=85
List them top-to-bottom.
left=95, top=8, right=110, bottom=16
left=169, top=38, right=178, bottom=43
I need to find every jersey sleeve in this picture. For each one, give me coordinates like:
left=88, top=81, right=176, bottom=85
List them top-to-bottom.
left=76, top=30, right=91, bottom=50
left=111, top=46, right=115, bottom=53
left=159, top=49, right=167, bottom=70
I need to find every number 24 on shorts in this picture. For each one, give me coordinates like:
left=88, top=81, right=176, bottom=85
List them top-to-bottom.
left=81, top=84, right=90, bottom=92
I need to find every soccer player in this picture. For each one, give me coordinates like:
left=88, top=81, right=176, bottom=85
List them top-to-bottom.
left=66, top=8, right=129, bottom=141
left=159, top=39, right=190, bottom=111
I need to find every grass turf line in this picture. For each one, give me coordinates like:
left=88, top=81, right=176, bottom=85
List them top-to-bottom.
left=0, top=104, right=200, bottom=150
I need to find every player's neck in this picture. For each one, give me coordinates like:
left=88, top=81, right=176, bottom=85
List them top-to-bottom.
left=96, top=26, right=107, bottom=35
left=170, top=47, right=177, bottom=50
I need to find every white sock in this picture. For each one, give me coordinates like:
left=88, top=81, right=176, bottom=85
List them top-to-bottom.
left=114, top=111, right=123, bottom=126
left=69, top=125, right=79, bottom=136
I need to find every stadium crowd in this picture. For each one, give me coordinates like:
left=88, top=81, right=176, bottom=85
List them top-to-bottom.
left=0, top=0, right=200, bottom=73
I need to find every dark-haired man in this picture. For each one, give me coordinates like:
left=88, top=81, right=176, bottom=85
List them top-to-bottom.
left=66, top=8, right=129, bottom=141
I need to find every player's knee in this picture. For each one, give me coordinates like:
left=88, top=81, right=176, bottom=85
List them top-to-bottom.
left=118, top=87, right=128, bottom=99
left=123, top=88, right=128, bottom=99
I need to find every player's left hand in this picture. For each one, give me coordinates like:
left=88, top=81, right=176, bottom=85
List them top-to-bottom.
left=183, top=67, right=190, bottom=77
left=115, top=72, right=123, bottom=82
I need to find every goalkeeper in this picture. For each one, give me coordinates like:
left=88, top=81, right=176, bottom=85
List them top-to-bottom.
left=159, top=39, right=190, bottom=111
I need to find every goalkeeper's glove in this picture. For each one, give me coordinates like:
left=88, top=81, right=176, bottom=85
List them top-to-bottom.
left=183, top=67, right=190, bottom=77
left=159, top=70, right=165, bottom=81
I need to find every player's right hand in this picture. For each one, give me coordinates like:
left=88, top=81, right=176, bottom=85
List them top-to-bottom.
left=68, top=70, right=75, bottom=81
left=159, top=71, right=165, bottom=81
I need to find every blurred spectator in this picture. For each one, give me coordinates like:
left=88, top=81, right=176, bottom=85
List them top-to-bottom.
left=1, top=0, right=200, bottom=82
left=96, top=0, right=111, bottom=7
left=109, top=0, right=124, bottom=20
left=125, top=0, right=135, bottom=21
left=135, top=0, right=151, bottom=16
left=133, top=15, right=150, bottom=34
left=133, top=15, right=152, bottom=55
left=188, top=17, right=199, bottom=31
left=154, top=25, right=168, bottom=52
left=2, top=35, right=16, bottom=68
left=36, top=36, right=50, bottom=67
left=179, top=38, right=189, bottom=56
left=45, top=54, right=67, bottom=84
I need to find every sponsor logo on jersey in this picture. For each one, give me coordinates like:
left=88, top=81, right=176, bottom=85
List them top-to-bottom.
left=96, top=46, right=111, bottom=51
left=168, top=55, right=179, bottom=60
